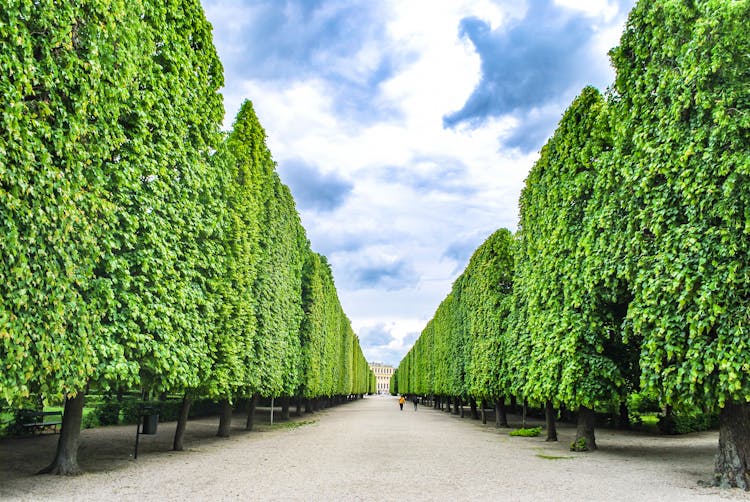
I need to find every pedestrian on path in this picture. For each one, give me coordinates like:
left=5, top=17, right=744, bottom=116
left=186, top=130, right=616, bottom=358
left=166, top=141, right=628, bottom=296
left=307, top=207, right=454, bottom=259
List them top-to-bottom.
left=399, top=395, right=405, bottom=411
left=412, top=395, right=418, bottom=411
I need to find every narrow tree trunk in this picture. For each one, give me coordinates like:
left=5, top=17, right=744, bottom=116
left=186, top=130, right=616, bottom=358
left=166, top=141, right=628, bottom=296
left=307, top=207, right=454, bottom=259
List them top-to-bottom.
left=39, top=392, right=85, bottom=475
left=245, top=394, right=258, bottom=431
left=173, top=395, right=192, bottom=452
left=510, top=395, right=517, bottom=414
left=296, top=396, right=303, bottom=417
left=454, top=397, right=461, bottom=416
left=495, top=397, right=508, bottom=428
left=281, top=398, right=290, bottom=421
left=305, top=398, right=312, bottom=413
left=469, top=398, right=479, bottom=420
left=217, top=399, right=232, bottom=438
left=522, top=399, right=528, bottom=428
left=481, top=400, right=487, bottom=424
left=545, top=400, right=558, bottom=442
left=618, top=401, right=630, bottom=430
left=715, top=401, right=750, bottom=490
left=571, top=405, right=597, bottom=451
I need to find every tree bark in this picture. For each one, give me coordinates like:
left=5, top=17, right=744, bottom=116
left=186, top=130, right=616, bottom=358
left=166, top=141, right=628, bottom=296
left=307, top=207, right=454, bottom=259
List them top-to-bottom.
left=39, top=392, right=85, bottom=475
left=245, top=394, right=258, bottom=431
left=173, top=395, right=192, bottom=451
left=510, top=395, right=517, bottom=414
left=295, top=396, right=303, bottom=417
left=495, top=397, right=508, bottom=428
left=469, top=398, right=479, bottom=420
left=217, top=399, right=232, bottom=438
left=481, top=400, right=487, bottom=424
left=545, top=400, right=558, bottom=442
left=618, top=401, right=630, bottom=430
left=714, top=401, right=750, bottom=490
left=571, top=405, right=597, bottom=451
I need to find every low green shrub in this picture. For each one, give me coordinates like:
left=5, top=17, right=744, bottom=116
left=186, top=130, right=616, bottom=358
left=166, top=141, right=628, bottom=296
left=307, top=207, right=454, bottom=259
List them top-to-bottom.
left=95, top=402, right=121, bottom=426
left=81, top=412, right=99, bottom=430
left=657, top=412, right=718, bottom=435
left=509, top=426, right=542, bottom=437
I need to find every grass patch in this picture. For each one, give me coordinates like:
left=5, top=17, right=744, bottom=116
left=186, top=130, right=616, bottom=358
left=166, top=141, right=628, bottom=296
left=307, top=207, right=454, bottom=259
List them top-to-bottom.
left=257, top=419, right=317, bottom=432
left=275, top=419, right=316, bottom=429
left=509, top=426, right=542, bottom=437
left=536, top=453, right=575, bottom=460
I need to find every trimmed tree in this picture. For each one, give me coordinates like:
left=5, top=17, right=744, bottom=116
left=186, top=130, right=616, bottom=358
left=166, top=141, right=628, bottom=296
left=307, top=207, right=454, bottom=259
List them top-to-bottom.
left=610, top=0, right=750, bottom=488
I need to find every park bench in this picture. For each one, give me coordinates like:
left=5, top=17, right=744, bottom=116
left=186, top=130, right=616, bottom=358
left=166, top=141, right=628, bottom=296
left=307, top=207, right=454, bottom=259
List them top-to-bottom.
left=18, top=409, right=63, bottom=435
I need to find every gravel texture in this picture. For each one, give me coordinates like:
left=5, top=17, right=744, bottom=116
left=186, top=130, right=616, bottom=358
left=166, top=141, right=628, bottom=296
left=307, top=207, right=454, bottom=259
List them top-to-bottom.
left=1, top=395, right=747, bottom=501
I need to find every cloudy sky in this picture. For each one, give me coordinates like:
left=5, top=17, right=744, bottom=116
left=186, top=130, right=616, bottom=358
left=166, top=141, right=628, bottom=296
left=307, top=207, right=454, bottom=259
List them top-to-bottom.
left=201, top=0, right=636, bottom=366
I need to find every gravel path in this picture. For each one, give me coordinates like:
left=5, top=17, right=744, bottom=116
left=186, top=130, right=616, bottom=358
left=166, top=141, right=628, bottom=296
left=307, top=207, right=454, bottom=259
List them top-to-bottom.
left=1, top=395, right=747, bottom=501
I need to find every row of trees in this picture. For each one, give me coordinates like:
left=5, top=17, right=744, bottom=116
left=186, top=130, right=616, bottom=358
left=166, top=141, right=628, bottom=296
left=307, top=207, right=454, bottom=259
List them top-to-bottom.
left=1, top=0, right=373, bottom=475
left=394, top=0, right=749, bottom=489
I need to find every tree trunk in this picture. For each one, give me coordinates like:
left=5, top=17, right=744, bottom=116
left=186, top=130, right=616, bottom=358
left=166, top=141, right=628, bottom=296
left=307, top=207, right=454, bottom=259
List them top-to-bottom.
left=39, top=392, right=85, bottom=475
left=245, top=394, right=258, bottom=431
left=173, top=395, right=192, bottom=451
left=510, top=395, right=517, bottom=414
left=296, top=396, right=303, bottom=417
left=495, top=397, right=508, bottom=428
left=281, top=398, right=290, bottom=421
left=305, top=398, right=312, bottom=413
left=469, top=398, right=479, bottom=420
left=217, top=399, right=232, bottom=438
left=522, top=399, right=528, bottom=428
left=481, top=400, right=487, bottom=424
left=545, top=400, right=558, bottom=442
left=618, top=401, right=630, bottom=430
left=715, top=401, right=750, bottom=490
left=571, top=405, right=597, bottom=451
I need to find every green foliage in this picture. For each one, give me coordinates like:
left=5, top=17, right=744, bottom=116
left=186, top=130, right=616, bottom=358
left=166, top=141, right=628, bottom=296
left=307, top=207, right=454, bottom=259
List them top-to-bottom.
left=0, top=0, right=142, bottom=404
left=97, top=0, right=224, bottom=396
left=396, top=0, right=749, bottom=439
left=610, top=0, right=750, bottom=411
left=0, top=2, right=372, bottom=419
left=514, top=86, right=631, bottom=411
left=395, top=230, right=514, bottom=400
left=95, top=402, right=121, bottom=426
left=657, top=411, right=719, bottom=435
left=80, top=412, right=99, bottom=430
left=509, top=426, right=542, bottom=437
left=570, top=437, right=589, bottom=452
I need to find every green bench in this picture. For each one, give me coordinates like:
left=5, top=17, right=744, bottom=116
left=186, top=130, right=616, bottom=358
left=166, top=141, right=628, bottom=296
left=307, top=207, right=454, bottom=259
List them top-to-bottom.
left=19, top=409, right=63, bottom=435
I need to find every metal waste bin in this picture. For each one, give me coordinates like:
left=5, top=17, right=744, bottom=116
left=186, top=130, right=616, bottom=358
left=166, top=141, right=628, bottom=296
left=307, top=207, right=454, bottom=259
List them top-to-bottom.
left=142, top=413, right=159, bottom=435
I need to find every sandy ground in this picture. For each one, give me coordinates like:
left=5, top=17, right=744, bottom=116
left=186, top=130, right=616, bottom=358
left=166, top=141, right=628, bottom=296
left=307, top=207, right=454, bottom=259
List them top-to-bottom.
left=1, top=396, right=748, bottom=501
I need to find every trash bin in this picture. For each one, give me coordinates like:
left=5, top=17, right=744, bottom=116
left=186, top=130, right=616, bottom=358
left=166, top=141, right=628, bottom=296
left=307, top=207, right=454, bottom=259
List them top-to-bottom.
left=142, top=413, right=159, bottom=435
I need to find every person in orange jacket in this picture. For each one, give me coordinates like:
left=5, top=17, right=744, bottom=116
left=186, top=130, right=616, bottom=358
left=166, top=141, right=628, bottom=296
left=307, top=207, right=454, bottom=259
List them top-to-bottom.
left=398, top=395, right=405, bottom=411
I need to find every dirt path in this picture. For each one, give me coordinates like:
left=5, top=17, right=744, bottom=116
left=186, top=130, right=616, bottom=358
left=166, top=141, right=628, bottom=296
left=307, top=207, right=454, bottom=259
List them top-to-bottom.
left=1, top=396, right=746, bottom=501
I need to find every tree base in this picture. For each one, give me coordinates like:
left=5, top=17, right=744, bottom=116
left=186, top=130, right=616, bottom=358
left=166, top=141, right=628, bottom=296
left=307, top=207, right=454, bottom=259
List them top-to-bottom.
left=714, top=401, right=750, bottom=490
left=571, top=405, right=597, bottom=451
left=38, top=461, right=83, bottom=476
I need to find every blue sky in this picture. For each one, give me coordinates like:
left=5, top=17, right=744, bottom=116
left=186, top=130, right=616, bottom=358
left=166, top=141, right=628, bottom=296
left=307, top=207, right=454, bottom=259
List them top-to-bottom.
left=201, top=0, right=636, bottom=366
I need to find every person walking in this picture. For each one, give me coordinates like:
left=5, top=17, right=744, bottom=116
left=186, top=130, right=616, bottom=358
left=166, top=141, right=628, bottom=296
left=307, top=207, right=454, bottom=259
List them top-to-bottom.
left=398, top=395, right=405, bottom=411
left=412, top=395, right=418, bottom=411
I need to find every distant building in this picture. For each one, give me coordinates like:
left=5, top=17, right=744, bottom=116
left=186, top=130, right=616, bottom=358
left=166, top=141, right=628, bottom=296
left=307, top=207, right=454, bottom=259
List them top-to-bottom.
left=368, top=362, right=395, bottom=394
